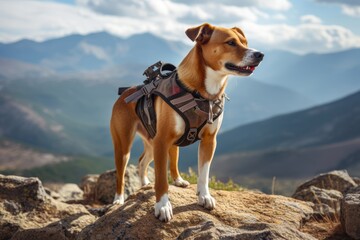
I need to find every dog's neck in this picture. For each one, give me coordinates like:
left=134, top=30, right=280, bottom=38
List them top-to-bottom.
left=177, top=45, right=228, bottom=100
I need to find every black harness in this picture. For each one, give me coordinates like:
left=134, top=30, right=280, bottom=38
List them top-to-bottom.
left=118, top=62, right=225, bottom=147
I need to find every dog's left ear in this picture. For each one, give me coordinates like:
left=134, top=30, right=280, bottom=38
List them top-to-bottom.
left=186, top=23, right=214, bottom=44
left=232, top=27, right=248, bottom=46
left=232, top=27, right=246, bottom=38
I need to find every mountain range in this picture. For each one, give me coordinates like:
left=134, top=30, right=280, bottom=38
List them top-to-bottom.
left=0, top=31, right=359, bottom=188
left=0, top=31, right=320, bottom=155
left=254, top=49, right=360, bottom=104
left=210, top=90, right=360, bottom=180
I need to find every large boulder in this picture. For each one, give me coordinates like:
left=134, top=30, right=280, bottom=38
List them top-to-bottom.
left=95, top=164, right=154, bottom=204
left=292, top=170, right=358, bottom=220
left=294, top=170, right=357, bottom=194
left=0, top=174, right=95, bottom=240
left=0, top=174, right=47, bottom=211
left=78, top=185, right=316, bottom=240
left=293, top=186, right=343, bottom=219
left=341, top=186, right=360, bottom=239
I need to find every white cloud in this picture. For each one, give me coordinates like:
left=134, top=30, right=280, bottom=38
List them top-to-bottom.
left=0, top=0, right=359, bottom=55
left=76, top=0, right=266, bottom=24
left=171, top=0, right=291, bottom=11
left=315, top=0, right=360, bottom=17
left=315, top=0, right=360, bottom=6
left=0, top=1, right=111, bottom=42
left=341, top=5, right=360, bottom=17
left=272, top=14, right=287, bottom=21
left=300, top=15, right=322, bottom=24
left=243, top=21, right=360, bottom=54
left=79, top=41, right=111, bottom=61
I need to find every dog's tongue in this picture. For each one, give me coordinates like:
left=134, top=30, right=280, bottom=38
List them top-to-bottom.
left=249, top=66, right=255, bottom=71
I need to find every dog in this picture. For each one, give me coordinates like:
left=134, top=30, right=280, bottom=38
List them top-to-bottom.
left=110, top=23, right=264, bottom=222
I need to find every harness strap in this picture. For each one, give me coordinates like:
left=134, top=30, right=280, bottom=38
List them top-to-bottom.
left=125, top=80, right=159, bottom=103
left=170, top=93, right=193, bottom=105
left=143, top=97, right=152, bottom=125
left=179, top=100, right=197, bottom=112
left=194, top=106, right=208, bottom=119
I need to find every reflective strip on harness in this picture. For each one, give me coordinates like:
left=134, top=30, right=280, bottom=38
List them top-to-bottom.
left=170, top=93, right=193, bottom=105
left=178, top=100, right=197, bottom=112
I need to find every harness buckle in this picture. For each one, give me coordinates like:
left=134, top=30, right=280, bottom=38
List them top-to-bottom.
left=143, top=61, right=162, bottom=83
left=141, top=81, right=157, bottom=96
left=187, top=128, right=197, bottom=142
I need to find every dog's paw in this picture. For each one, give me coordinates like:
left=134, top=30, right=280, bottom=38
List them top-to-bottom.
left=141, top=176, right=151, bottom=187
left=174, top=177, right=190, bottom=188
left=113, top=193, right=124, bottom=205
left=154, top=194, right=173, bottom=222
left=198, top=194, right=216, bottom=210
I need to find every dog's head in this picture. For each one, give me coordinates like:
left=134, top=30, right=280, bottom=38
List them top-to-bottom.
left=186, top=23, right=263, bottom=77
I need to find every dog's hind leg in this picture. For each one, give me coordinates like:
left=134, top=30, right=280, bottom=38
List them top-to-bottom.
left=110, top=110, right=137, bottom=205
left=138, top=139, right=153, bottom=186
left=169, top=145, right=190, bottom=188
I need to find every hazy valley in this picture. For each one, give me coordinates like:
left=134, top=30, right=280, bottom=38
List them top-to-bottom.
left=1, top=31, right=359, bottom=194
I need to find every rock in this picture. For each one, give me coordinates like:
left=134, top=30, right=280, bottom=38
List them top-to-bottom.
left=95, top=164, right=154, bottom=204
left=294, top=170, right=357, bottom=194
left=0, top=174, right=46, bottom=211
left=79, top=174, right=99, bottom=202
left=0, top=175, right=95, bottom=240
left=353, top=177, right=360, bottom=186
left=44, top=183, right=84, bottom=202
left=57, top=183, right=84, bottom=202
left=78, top=185, right=315, bottom=240
left=293, top=186, right=343, bottom=220
left=341, top=186, right=360, bottom=239
left=44, top=187, right=62, bottom=200
left=11, top=213, right=96, bottom=240
left=177, top=220, right=272, bottom=239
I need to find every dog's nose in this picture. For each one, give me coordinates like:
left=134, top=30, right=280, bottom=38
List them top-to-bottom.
left=253, top=51, right=264, bottom=60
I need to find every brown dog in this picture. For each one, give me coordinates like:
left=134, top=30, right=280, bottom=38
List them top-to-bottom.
left=110, top=23, right=263, bottom=222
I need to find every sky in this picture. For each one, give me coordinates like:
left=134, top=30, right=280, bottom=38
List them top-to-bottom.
left=0, top=0, right=359, bottom=54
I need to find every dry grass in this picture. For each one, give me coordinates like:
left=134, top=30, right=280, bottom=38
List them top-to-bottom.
left=171, top=167, right=245, bottom=191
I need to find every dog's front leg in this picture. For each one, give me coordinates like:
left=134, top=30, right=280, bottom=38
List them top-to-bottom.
left=197, top=134, right=216, bottom=210
left=153, top=138, right=173, bottom=222
left=169, top=145, right=190, bottom=188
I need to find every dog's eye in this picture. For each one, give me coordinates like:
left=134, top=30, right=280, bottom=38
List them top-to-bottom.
left=227, top=40, right=237, bottom=46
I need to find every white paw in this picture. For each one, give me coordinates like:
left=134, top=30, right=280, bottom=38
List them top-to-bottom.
left=141, top=176, right=151, bottom=186
left=174, top=177, right=190, bottom=188
left=113, top=193, right=124, bottom=205
left=154, top=194, right=173, bottom=222
left=198, top=194, right=216, bottom=210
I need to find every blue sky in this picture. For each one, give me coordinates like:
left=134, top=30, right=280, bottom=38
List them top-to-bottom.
left=0, top=0, right=359, bottom=54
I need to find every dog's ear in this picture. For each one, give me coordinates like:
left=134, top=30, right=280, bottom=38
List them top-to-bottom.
left=186, top=23, right=214, bottom=44
left=232, top=27, right=248, bottom=46
left=232, top=27, right=246, bottom=38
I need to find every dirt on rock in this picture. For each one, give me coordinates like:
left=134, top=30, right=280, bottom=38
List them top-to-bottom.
left=78, top=184, right=315, bottom=240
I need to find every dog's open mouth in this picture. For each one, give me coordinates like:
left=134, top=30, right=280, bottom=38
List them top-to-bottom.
left=225, top=63, right=257, bottom=74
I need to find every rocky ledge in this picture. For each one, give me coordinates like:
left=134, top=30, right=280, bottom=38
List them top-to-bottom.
left=0, top=167, right=359, bottom=240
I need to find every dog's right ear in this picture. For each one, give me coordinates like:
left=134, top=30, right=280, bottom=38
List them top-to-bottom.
left=185, top=23, right=214, bottom=44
